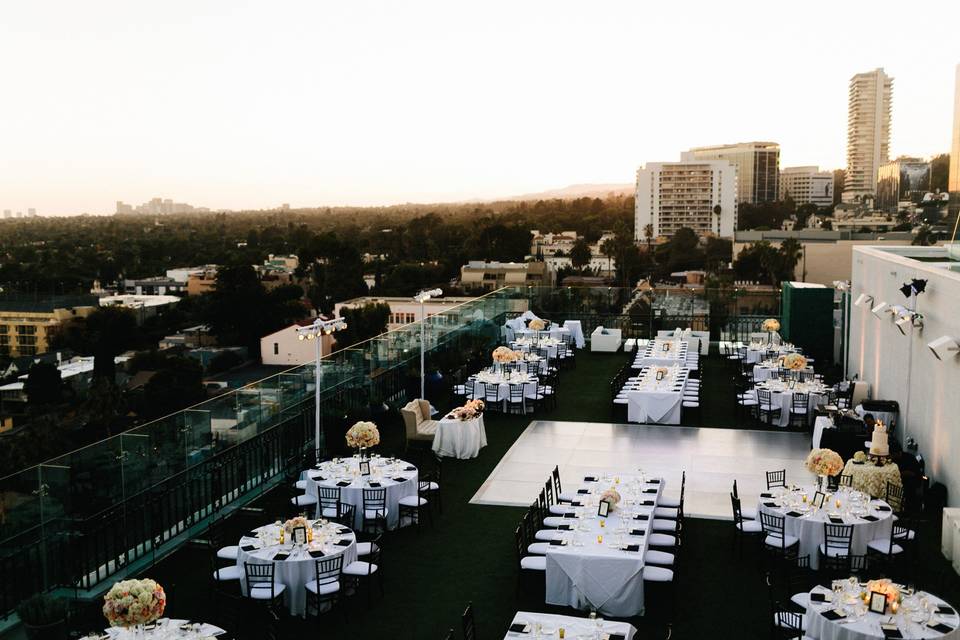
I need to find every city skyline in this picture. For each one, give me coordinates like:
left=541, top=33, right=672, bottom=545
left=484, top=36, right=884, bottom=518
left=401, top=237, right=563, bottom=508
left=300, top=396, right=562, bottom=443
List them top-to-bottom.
left=1, top=0, right=958, bottom=216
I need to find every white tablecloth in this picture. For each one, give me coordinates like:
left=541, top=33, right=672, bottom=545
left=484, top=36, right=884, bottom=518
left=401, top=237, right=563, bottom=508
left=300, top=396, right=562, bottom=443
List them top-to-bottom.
left=563, top=320, right=585, bottom=348
left=633, top=340, right=690, bottom=369
left=754, top=364, right=814, bottom=382
left=623, top=367, right=688, bottom=424
left=470, top=371, right=539, bottom=411
left=751, top=383, right=827, bottom=427
left=432, top=414, right=487, bottom=459
left=813, top=415, right=835, bottom=449
left=303, top=458, right=418, bottom=531
left=544, top=475, right=664, bottom=617
left=757, top=486, right=894, bottom=570
left=236, top=521, right=358, bottom=617
left=804, top=584, right=960, bottom=639
left=505, top=611, right=636, bottom=639
left=105, top=620, right=226, bottom=639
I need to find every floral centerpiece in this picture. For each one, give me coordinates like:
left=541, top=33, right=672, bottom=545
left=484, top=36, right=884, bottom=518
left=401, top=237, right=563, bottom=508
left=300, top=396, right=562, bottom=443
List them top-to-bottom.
left=528, top=318, right=546, bottom=331
left=762, top=318, right=781, bottom=332
left=492, top=346, right=520, bottom=364
left=782, top=353, right=808, bottom=371
left=450, top=399, right=484, bottom=421
left=345, top=421, right=380, bottom=449
left=805, top=448, right=844, bottom=485
left=599, top=488, right=621, bottom=511
left=283, top=515, right=309, bottom=534
left=865, top=578, right=901, bottom=606
left=102, top=579, right=166, bottom=629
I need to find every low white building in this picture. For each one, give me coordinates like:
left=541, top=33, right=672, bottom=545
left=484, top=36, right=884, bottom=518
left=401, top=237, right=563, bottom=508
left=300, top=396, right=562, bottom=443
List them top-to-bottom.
left=848, top=245, right=960, bottom=506
left=260, top=322, right=334, bottom=366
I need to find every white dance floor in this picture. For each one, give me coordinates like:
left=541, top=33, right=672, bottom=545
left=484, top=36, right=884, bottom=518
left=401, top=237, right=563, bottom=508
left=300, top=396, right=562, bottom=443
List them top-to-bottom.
left=470, top=420, right=813, bottom=519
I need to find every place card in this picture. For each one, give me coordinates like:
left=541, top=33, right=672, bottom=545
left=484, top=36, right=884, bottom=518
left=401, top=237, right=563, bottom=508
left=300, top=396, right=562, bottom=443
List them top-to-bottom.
left=273, top=551, right=290, bottom=561
left=821, top=609, right=846, bottom=621
left=928, top=622, right=955, bottom=634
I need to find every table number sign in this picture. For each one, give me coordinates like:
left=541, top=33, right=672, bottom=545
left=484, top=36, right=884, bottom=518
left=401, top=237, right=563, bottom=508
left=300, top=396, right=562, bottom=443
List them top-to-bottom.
left=359, top=460, right=371, bottom=476
left=812, top=491, right=825, bottom=508
left=597, top=500, right=610, bottom=517
left=291, top=526, right=307, bottom=545
left=869, top=591, right=887, bottom=614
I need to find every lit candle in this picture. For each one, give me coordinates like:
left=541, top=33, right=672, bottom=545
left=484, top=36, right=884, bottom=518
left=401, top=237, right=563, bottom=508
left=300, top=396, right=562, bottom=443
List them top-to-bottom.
left=600, top=520, right=606, bottom=528
left=597, top=535, right=603, bottom=544
left=891, top=601, right=899, bottom=614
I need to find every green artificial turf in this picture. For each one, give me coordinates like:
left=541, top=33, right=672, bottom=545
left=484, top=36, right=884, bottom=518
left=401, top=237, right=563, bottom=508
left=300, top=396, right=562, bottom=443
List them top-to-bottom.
left=53, top=350, right=960, bottom=640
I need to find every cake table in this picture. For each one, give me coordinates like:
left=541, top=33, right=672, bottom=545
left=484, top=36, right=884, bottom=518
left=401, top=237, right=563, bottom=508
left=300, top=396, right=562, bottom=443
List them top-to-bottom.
left=842, top=459, right=902, bottom=499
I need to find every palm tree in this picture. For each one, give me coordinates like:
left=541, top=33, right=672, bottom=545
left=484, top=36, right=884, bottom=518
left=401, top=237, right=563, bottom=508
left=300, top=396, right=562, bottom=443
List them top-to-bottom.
left=600, top=237, right=616, bottom=274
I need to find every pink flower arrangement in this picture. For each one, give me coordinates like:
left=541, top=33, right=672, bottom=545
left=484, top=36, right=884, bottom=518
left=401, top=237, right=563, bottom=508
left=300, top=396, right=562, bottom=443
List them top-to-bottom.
left=528, top=318, right=547, bottom=331
left=762, top=318, right=781, bottom=332
left=492, top=346, right=520, bottom=363
left=782, top=353, right=808, bottom=371
left=450, top=399, right=484, bottom=421
left=345, top=421, right=380, bottom=448
left=805, top=448, right=843, bottom=476
left=599, top=488, right=621, bottom=510
left=283, top=516, right=309, bottom=534
left=102, top=579, right=166, bottom=628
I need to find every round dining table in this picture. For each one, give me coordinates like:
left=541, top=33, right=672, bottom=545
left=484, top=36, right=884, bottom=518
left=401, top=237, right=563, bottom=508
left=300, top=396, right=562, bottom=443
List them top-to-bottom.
left=469, top=370, right=539, bottom=411
left=752, top=379, right=828, bottom=427
left=303, top=457, right=418, bottom=531
left=757, top=484, right=894, bottom=570
left=236, top=519, right=358, bottom=617
left=804, top=581, right=960, bottom=639
left=103, top=619, right=227, bottom=639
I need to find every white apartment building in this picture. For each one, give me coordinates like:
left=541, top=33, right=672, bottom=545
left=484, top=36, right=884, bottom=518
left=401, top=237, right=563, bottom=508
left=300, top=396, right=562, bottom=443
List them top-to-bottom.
left=844, top=68, right=893, bottom=202
left=682, top=142, right=779, bottom=204
left=635, top=160, right=737, bottom=239
left=779, top=166, right=834, bottom=207
left=529, top=230, right=578, bottom=257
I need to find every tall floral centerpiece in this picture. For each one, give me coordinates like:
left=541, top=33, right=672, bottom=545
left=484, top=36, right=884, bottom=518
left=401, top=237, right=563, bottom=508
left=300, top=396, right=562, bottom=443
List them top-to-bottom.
left=528, top=318, right=547, bottom=331
left=761, top=318, right=780, bottom=345
left=492, top=346, right=519, bottom=373
left=782, top=353, right=808, bottom=371
left=345, top=421, right=380, bottom=459
left=805, top=448, right=844, bottom=490
left=102, top=579, right=166, bottom=629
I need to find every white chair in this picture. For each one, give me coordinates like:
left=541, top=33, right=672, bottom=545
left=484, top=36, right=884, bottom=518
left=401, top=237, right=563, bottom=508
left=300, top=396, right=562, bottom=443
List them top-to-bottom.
left=291, top=493, right=318, bottom=508
left=648, top=533, right=677, bottom=547
left=644, top=550, right=675, bottom=566
left=520, top=555, right=546, bottom=571
left=643, top=566, right=674, bottom=582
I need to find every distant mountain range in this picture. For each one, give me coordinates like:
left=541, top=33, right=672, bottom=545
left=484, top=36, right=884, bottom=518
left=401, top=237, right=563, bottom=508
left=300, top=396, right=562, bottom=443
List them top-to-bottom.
left=507, top=183, right=634, bottom=201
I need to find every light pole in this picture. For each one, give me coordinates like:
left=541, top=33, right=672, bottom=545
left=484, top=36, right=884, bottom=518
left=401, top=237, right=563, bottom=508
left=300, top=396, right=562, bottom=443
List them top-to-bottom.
left=413, top=288, right=443, bottom=400
left=297, top=317, right=348, bottom=462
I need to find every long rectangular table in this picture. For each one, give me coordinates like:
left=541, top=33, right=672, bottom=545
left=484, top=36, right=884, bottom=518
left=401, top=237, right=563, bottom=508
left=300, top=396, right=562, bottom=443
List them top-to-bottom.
left=621, top=366, right=689, bottom=424
left=544, top=474, right=665, bottom=617
left=505, top=611, right=637, bottom=639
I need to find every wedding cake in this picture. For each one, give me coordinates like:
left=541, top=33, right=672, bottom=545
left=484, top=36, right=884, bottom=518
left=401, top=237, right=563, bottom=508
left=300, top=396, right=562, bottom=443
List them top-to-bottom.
left=869, top=421, right=889, bottom=456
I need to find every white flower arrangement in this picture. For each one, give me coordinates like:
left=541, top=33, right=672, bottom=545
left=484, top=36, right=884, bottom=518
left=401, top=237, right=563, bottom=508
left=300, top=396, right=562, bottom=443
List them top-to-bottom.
left=528, top=318, right=546, bottom=331
left=762, top=318, right=781, bottom=332
left=492, top=346, right=520, bottom=363
left=782, top=353, right=808, bottom=371
left=450, top=399, right=485, bottom=421
left=345, top=421, right=380, bottom=449
left=805, top=448, right=843, bottom=476
left=599, top=488, right=621, bottom=510
left=283, top=515, right=309, bottom=534
left=102, top=579, right=166, bottom=628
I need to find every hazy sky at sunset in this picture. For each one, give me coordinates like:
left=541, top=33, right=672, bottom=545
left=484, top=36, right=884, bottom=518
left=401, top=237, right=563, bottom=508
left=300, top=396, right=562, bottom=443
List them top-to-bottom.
left=1, top=0, right=958, bottom=215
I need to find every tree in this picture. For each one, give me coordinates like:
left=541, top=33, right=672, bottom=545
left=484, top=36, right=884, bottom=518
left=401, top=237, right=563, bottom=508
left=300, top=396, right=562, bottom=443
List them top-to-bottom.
left=931, top=154, right=950, bottom=193
left=833, top=169, right=846, bottom=206
left=599, top=237, right=616, bottom=273
left=779, top=238, right=803, bottom=281
left=569, top=239, right=592, bottom=271
left=335, top=303, right=391, bottom=350
left=51, top=306, right=142, bottom=381
left=140, top=357, right=205, bottom=419
left=24, top=362, right=62, bottom=408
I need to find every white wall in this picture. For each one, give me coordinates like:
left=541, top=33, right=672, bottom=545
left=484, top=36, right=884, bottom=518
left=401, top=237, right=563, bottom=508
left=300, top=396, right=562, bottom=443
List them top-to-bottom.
left=848, top=246, right=960, bottom=505
left=260, top=325, right=332, bottom=365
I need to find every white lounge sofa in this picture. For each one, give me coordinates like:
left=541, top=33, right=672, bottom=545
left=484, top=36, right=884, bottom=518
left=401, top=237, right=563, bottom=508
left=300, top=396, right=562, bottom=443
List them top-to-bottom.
left=590, top=326, right=622, bottom=352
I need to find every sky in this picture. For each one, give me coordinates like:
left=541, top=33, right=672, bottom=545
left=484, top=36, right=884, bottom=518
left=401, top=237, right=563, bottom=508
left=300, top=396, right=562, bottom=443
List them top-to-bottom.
left=1, top=0, right=958, bottom=216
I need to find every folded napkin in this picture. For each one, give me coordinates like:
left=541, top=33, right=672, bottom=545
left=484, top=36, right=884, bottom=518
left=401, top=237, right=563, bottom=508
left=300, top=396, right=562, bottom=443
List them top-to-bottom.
left=404, top=466, right=417, bottom=471
left=310, top=474, right=326, bottom=481
left=584, top=476, right=597, bottom=482
left=392, top=477, right=408, bottom=483
left=648, top=479, right=660, bottom=484
left=336, top=481, right=351, bottom=487
left=368, top=482, right=382, bottom=488
left=642, top=488, right=658, bottom=494
left=577, top=489, right=590, bottom=494
left=760, top=492, right=773, bottom=498
left=641, top=500, right=654, bottom=506
left=570, top=501, right=583, bottom=507
left=763, top=502, right=778, bottom=508
left=875, top=505, right=892, bottom=512
left=786, top=511, right=804, bottom=518
left=562, top=513, right=577, bottom=519
left=634, top=514, right=649, bottom=521
left=861, top=514, right=879, bottom=522
left=828, top=516, right=844, bottom=524
left=558, top=524, right=573, bottom=531
left=337, top=528, right=351, bottom=535
left=630, top=529, right=645, bottom=536
left=245, top=531, right=259, bottom=538
left=334, top=539, right=351, bottom=547
left=548, top=539, right=566, bottom=546
left=621, top=544, right=640, bottom=552
left=241, top=545, right=257, bottom=552
left=308, top=549, right=325, bottom=558
left=273, top=552, right=290, bottom=561
left=809, top=592, right=828, bottom=603
left=937, top=605, right=956, bottom=615
left=822, top=609, right=846, bottom=621
left=928, top=622, right=955, bottom=634
left=508, top=623, right=529, bottom=634
left=881, top=624, right=903, bottom=638
left=608, top=635, right=625, bottom=640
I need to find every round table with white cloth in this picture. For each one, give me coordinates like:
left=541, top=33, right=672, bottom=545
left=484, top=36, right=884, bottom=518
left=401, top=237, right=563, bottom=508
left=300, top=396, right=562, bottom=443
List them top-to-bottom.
left=512, top=337, right=563, bottom=359
left=744, top=342, right=798, bottom=364
left=753, top=361, right=814, bottom=382
left=469, top=370, right=539, bottom=411
left=751, top=380, right=828, bottom=427
left=432, top=414, right=487, bottom=459
left=303, top=457, right=418, bottom=531
left=842, top=459, right=903, bottom=500
left=757, top=485, right=894, bottom=570
left=236, top=520, right=358, bottom=617
left=804, top=582, right=960, bottom=639
left=104, top=620, right=227, bottom=639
